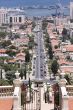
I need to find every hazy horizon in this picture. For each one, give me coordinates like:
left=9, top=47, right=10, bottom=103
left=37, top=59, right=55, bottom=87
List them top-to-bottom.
left=0, top=0, right=70, bottom=7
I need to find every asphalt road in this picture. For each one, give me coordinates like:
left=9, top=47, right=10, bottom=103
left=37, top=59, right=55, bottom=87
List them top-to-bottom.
left=33, top=21, right=47, bottom=80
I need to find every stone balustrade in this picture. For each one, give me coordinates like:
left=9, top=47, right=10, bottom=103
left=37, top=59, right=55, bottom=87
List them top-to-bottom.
left=0, top=86, right=14, bottom=97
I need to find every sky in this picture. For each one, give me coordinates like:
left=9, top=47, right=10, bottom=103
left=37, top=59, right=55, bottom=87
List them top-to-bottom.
left=0, top=0, right=70, bottom=7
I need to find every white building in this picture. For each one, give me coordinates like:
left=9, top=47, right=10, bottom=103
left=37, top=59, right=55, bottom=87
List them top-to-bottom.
left=70, top=2, right=73, bottom=19
left=0, top=8, right=8, bottom=25
left=0, top=8, right=25, bottom=25
left=8, top=8, right=25, bottom=24
left=8, top=13, right=25, bottom=24
left=59, top=75, right=73, bottom=110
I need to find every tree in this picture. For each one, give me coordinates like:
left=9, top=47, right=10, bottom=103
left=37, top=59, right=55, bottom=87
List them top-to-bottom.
left=42, top=19, right=48, bottom=30
left=32, top=21, right=36, bottom=30
left=62, top=28, right=67, bottom=42
left=62, top=28, right=67, bottom=35
left=8, top=31, right=12, bottom=38
left=0, top=32, right=7, bottom=38
left=14, top=34, right=20, bottom=39
left=28, top=35, right=34, bottom=49
left=29, top=35, right=34, bottom=43
left=45, top=35, right=50, bottom=43
left=70, top=37, right=73, bottom=44
left=1, top=40, right=11, bottom=48
left=28, top=42, right=33, bottom=49
left=45, top=43, right=49, bottom=48
left=48, top=44, right=53, bottom=59
left=9, top=45, right=16, bottom=49
left=54, top=45, right=58, bottom=49
left=6, top=49, right=17, bottom=57
left=25, top=50, right=30, bottom=63
left=66, top=55, right=71, bottom=61
left=0, top=57, right=8, bottom=64
left=51, top=60, right=59, bottom=76
left=19, top=63, right=27, bottom=79
left=3, top=64, right=17, bottom=72
left=3, top=64, right=11, bottom=72
left=24, top=64, right=27, bottom=79
left=19, top=68, right=26, bottom=79
left=5, top=70, right=15, bottom=84
left=64, top=74, right=71, bottom=85
left=0, top=79, right=9, bottom=86
left=54, top=91, right=59, bottom=106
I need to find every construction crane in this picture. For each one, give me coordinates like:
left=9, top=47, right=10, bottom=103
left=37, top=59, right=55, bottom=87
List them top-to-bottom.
left=49, top=0, right=69, bottom=17
left=54, top=0, right=64, bottom=17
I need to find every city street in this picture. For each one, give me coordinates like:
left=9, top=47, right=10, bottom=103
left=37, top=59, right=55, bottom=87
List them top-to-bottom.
left=30, top=20, right=54, bottom=110
left=33, top=21, right=48, bottom=80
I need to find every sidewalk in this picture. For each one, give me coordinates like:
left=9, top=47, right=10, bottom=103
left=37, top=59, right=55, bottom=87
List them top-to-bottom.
left=41, top=87, right=54, bottom=110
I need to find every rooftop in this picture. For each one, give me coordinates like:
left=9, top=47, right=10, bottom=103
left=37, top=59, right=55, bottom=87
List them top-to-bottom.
left=65, top=45, right=73, bottom=52
left=60, top=66, right=73, bottom=73
left=0, top=98, right=13, bottom=110
left=68, top=98, right=73, bottom=110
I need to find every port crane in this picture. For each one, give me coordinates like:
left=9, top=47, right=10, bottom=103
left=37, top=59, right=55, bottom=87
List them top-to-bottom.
left=51, top=0, right=64, bottom=17
left=56, top=0, right=64, bottom=16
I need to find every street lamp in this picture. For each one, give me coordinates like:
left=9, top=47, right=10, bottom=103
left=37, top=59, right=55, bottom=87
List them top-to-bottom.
left=29, top=77, right=32, bottom=101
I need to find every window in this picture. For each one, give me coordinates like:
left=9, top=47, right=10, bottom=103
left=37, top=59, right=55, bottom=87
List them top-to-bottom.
left=10, top=17, right=12, bottom=23
left=19, top=17, right=22, bottom=22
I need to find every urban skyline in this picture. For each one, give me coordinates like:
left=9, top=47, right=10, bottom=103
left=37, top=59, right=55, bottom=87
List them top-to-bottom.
left=0, top=1, right=73, bottom=110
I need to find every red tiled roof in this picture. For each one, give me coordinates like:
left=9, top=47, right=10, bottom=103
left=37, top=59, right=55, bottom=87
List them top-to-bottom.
left=50, top=36, right=56, bottom=40
left=15, top=38, right=29, bottom=42
left=51, top=39, right=58, bottom=45
left=65, top=45, right=73, bottom=52
left=54, top=48, right=61, bottom=52
left=0, top=49, right=6, bottom=53
left=16, top=52, right=25, bottom=57
left=15, top=56, right=25, bottom=61
left=8, top=59, right=16, bottom=63
left=58, top=59, right=68, bottom=65
left=58, top=59, right=73, bottom=65
left=60, top=67, right=73, bottom=73
left=0, top=98, right=13, bottom=110
left=68, top=98, right=73, bottom=110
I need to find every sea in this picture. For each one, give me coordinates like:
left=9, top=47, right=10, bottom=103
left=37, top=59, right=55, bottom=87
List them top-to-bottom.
left=0, top=0, right=70, bottom=17
left=24, top=8, right=70, bottom=17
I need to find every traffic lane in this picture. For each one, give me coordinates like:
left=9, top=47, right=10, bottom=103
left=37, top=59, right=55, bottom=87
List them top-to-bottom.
left=34, top=25, right=46, bottom=79
left=35, top=53, right=41, bottom=78
left=35, top=55, right=39, bottom=78
left=40, top=57, right=47, bottom=74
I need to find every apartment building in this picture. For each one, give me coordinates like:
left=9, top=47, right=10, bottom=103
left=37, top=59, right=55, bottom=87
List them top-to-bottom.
left=70, top=2, right=73, bottom=19
left=0, top=8, right=8, bottom=25
left=59, top=79, right=73, bottom=110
